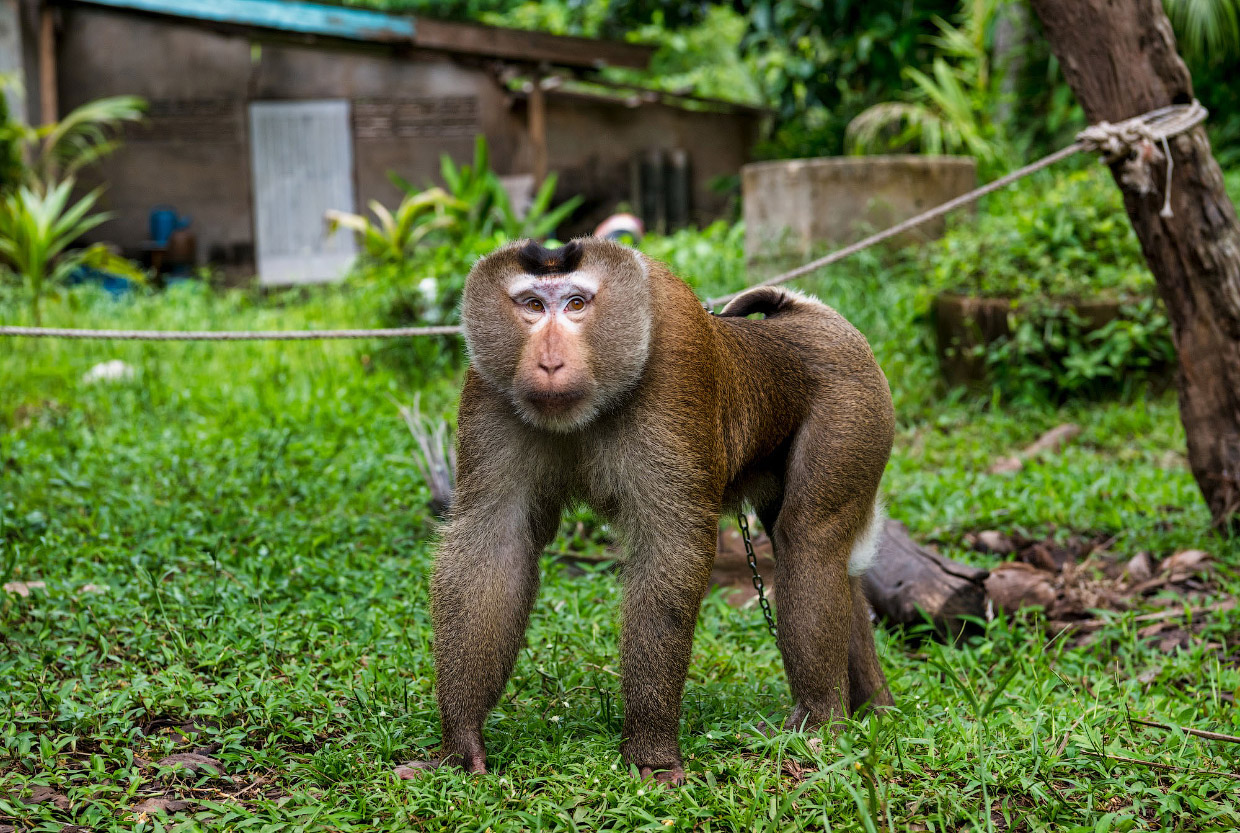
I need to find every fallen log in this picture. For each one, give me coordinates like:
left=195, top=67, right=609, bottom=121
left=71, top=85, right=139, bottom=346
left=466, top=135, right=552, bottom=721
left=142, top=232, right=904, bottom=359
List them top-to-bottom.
left=863, top=520, right=990, bottom=639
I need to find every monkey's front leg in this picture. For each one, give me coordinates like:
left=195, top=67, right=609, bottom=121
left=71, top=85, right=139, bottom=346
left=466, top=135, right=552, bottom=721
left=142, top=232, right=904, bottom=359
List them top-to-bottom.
left=396, top=497, right=558, bottom=778
left=617, top=518, right=717, bottom=786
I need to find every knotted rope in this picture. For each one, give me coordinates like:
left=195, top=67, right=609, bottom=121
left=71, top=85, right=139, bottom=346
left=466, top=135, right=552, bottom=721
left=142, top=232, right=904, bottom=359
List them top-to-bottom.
left=1076, top=100, right=1208, bottom=218
left=0, top=102, right=1209, bottom=340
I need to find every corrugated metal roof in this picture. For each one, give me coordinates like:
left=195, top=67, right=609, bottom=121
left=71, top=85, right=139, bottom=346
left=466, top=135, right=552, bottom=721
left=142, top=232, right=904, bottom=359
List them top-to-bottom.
left=68, top=0, right=418, bottom=42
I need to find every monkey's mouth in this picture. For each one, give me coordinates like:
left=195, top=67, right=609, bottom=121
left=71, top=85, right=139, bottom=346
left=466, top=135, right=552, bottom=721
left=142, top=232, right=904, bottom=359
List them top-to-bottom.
left=523, top=388, right=587, bottom=414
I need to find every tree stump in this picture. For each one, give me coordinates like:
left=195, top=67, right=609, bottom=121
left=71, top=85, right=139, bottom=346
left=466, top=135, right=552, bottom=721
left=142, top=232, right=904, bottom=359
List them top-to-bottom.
left=863, top=520, right=989, bottom=639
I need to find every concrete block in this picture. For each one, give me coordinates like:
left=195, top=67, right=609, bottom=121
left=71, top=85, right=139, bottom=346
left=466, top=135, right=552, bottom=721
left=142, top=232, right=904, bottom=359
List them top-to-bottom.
left=742, top=155, right=976, bottom=259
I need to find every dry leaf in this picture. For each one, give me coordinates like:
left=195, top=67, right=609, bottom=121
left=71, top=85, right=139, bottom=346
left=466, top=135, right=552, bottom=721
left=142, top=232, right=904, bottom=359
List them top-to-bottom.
left=974, top=531, right=1014, bottom=555
left=1160, top=550, right=1211, bottom=578
left=1125, top=552, right=1155, bottom=583
left=984, top=562, right=1058, bottom=613
left=155, top=753, right=222, bottom=776
left=21, top=786, right=70, bottom=810
left=132, top=797, right=192, bottom=814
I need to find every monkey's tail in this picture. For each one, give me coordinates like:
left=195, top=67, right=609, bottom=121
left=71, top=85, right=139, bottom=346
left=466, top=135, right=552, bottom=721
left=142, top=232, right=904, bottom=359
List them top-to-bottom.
left=717, top=286, right=812, bottom=318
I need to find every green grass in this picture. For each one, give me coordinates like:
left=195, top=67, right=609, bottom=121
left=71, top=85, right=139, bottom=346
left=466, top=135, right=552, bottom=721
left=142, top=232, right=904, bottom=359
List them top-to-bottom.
left=2, top=241, right=1239, bottom=832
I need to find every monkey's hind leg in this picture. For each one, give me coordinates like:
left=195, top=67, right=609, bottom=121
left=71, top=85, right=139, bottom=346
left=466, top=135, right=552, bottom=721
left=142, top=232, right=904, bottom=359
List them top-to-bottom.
left=770, top=473, right=889, bottom=731
left=847, top=575, right=893, bottom=714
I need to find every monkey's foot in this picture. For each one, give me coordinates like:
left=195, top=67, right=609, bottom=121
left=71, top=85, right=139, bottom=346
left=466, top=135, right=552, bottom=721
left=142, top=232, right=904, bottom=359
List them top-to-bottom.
left=393, top=754, right=487, bottom=779
left=637, top=765, right=686, bottom=787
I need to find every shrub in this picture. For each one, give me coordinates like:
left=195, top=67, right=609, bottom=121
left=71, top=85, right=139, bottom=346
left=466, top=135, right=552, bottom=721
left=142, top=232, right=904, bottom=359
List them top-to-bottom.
left=390, top=135, right=582, bottom=241
left=927, top=167, right=1175, bottom=400
left=0, top=180, right=142, bottom=324
left=325, top=188, right=465, bottom=263
left=638, top=220, right=747, bottom=298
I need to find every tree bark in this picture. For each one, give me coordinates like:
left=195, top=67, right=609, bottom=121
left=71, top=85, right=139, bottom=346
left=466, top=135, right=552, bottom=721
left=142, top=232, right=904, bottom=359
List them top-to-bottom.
left=1028, top=0, right=1240, bottom=526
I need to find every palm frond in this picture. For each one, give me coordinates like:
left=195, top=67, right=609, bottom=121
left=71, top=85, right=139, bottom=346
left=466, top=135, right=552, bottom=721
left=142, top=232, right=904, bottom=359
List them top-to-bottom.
left=1165, top=0, right=1240, bottom=59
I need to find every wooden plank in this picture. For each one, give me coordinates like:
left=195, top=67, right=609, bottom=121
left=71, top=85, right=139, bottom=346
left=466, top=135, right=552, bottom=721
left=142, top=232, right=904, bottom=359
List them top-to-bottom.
left=38, top=4, right=56, bottom=125
left=413, top=18, right=652, bottom=69
left=528, top=74, right=547, bottom=185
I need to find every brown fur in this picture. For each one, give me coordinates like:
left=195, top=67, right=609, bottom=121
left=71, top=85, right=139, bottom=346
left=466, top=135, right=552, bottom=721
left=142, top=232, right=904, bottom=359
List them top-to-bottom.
left=410, top=238, right=895, bottom=785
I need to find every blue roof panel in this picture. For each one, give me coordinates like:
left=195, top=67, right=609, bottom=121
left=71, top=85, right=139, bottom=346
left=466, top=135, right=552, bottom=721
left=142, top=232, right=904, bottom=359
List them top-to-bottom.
left=73, top=0, right=417, bottom=43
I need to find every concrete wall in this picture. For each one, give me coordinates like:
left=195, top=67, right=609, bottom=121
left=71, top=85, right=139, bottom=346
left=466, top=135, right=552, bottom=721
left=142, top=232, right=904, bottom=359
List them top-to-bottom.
left=0, top=0, right=23, bottom=122
left=742, top=155, right=977, bottom=258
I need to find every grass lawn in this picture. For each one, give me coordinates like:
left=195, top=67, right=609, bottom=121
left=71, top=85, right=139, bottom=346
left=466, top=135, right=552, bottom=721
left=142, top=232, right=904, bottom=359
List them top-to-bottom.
left=2, top=239, right=1239, bottom=832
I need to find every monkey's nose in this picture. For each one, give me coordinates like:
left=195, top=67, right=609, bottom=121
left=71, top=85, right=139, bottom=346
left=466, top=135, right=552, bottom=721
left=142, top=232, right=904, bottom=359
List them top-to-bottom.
left=539, top=358, right=565, bottom=376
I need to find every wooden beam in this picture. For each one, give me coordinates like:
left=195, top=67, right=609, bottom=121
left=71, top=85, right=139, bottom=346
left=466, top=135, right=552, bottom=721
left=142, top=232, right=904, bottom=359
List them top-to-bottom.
left=1028, top=0, right=1240, bottom=526
left=38, top=3, right=56, bottom=125
left=413, top=18, right=652, bottom=70
left=528, top=73, right=547, bottom=186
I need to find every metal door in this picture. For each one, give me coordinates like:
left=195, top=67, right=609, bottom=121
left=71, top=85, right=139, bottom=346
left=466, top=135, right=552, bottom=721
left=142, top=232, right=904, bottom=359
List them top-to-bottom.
left=249, top=100, right=356, bottom=285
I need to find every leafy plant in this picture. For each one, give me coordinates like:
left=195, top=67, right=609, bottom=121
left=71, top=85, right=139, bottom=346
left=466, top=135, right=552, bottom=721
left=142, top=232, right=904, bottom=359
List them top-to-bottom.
left=743, top=0, right=958, bottom=158
left=846, top=0, right=1011, bottom=171
left=1163, top=0, right=1240, bottom=61
left=0, top=75, right=24, bottom=192
left=1, top=93, right=145, bottom=188
left=393, top=135, right=582, bottom=241
left=928, top=167, right=1175, bottom=400
left=930, top=168, right=1153, bottom=300
left=0, top=179, right=135, bottom=323
left=325, top=188, right=465, bottom=263
left=979, top=297, right=1176, bottom=400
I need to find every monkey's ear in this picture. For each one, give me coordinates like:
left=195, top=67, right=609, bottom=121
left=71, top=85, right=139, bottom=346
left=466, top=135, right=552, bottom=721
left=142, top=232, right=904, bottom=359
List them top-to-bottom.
left=516, top=239, right=585, bottom=276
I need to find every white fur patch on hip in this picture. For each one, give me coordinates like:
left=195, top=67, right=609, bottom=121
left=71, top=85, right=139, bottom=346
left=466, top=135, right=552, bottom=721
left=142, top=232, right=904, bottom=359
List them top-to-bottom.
left=848, top=497, right=886, bottom=576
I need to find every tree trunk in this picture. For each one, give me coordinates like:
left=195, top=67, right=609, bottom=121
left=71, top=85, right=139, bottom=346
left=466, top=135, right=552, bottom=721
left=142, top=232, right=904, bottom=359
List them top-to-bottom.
left=1028, top=0, right=1240, bottom=526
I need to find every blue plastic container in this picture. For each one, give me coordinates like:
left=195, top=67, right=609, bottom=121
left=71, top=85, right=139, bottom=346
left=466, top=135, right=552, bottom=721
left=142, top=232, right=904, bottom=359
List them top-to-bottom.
left=149, top=206, right=190, bottom=246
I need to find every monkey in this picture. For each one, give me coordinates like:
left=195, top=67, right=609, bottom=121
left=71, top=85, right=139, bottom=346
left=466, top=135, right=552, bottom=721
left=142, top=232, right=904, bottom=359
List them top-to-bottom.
left=396, top=237, right=894, bottom=786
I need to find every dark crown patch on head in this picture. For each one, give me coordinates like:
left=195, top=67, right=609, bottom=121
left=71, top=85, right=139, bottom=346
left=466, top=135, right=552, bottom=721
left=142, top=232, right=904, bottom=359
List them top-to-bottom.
left=516, top=239, right=584, bottom=276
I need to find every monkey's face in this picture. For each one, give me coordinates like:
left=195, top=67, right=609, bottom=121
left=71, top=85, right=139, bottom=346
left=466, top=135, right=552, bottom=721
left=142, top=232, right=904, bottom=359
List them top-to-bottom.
left=463, top=239, right=653, bottom=433
left=506, top=272, right=600, bottom=428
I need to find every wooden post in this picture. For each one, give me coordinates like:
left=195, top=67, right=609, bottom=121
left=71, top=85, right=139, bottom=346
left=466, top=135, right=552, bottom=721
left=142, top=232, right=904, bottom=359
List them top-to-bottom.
left=1028, top=0, right=1240, bottom=527
left=38, top=2, right=56, bottom=125
left=528, top=71, right=547, bottom=186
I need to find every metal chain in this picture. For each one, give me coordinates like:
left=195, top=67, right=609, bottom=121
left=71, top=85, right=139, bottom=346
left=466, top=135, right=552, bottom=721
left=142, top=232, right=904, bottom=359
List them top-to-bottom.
left=738, top=512, right=777, bottom=637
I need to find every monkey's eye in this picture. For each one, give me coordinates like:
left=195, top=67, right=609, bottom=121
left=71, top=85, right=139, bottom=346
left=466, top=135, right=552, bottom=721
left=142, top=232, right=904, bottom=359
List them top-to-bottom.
left=566, top=296, right=587, bottom=312
left=524, top=298, right=545, bottom=313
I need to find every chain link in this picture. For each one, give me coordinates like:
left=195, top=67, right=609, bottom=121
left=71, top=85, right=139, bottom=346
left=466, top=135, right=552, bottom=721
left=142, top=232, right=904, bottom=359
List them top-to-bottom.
left=738, top=512, right=777, bottom=637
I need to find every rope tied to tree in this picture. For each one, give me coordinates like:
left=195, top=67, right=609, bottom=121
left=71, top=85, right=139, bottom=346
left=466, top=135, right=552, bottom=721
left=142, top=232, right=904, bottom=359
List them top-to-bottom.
left=1075, top=99, right=1208, bottom=218
left=0, top=101, right=1210, bottom=341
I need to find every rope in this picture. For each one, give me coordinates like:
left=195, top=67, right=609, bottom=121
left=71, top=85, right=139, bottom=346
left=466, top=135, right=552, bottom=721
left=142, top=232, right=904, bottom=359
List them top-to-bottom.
left=0, top=102, right=1207, bottom=340
left=0, top=325, right=463, bottom=340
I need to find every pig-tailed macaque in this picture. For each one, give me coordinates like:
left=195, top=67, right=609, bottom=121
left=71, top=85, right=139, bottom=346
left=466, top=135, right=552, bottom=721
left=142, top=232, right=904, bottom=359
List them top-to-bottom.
left=399, top=238, right=894, bottom=785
